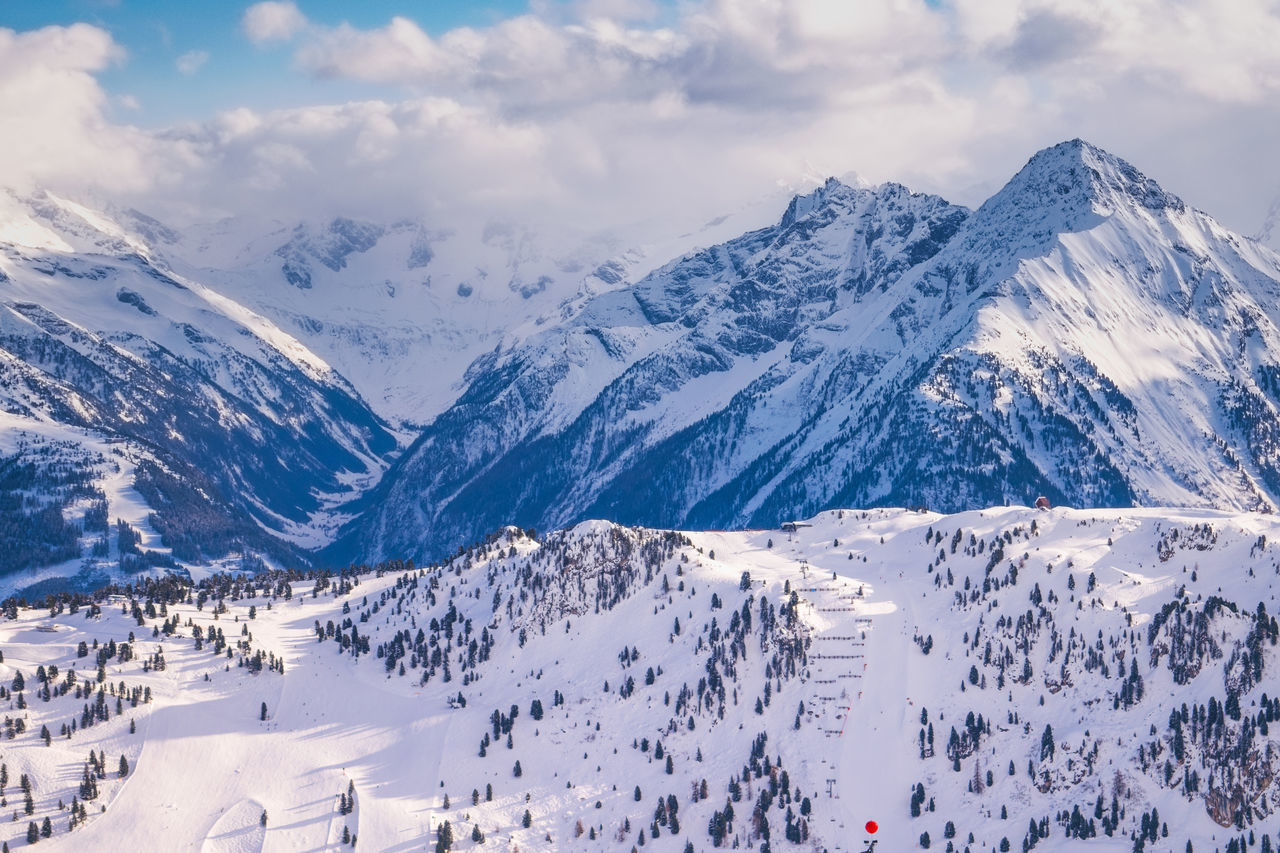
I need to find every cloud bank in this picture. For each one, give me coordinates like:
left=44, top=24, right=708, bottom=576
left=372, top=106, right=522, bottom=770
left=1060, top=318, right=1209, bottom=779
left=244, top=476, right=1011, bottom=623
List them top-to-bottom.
left=3, top=1, right=1280, bottom=245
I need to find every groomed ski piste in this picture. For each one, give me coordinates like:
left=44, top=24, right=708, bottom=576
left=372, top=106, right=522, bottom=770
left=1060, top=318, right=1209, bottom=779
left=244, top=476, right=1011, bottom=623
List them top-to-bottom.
left=1, top=505, right=1278, bottom=852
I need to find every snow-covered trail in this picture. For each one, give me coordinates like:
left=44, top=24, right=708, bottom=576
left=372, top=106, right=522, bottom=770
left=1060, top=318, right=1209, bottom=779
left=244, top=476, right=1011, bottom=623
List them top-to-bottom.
left=791, top=564, right=912, bottom=850
left=832, top=583, right=911, bottom=852
left=32, top=596, right=457, bottom=853
left=251, top=606, right=456, bottom=853
left=51, top=637, right=293, bottom=852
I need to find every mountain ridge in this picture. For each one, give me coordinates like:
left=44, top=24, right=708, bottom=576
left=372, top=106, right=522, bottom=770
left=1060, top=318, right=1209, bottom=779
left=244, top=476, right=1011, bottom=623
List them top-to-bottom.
left=8, top=139, right=1280, bottom=584
left=333, top=139, right=1280, bottom=564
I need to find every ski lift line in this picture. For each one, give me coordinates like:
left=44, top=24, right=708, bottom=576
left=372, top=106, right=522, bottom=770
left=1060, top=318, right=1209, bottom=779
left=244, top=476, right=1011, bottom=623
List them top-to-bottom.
left=837, top=705, right=852, bottom=736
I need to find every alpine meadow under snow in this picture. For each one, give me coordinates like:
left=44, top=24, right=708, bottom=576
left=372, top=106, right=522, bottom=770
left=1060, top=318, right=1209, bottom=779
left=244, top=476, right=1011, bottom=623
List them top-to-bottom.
left=7, top=138, right=1280, bottom=852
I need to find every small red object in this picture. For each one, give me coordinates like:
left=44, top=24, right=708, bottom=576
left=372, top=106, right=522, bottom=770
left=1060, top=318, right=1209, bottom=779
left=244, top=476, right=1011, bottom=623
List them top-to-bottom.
left=865, top=820, right=878, bottom=834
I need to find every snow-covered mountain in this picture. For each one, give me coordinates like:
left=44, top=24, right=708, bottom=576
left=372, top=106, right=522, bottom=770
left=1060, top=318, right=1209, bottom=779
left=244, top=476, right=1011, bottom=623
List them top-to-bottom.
left=10, top=138, right=1280, bottom=586
left=335, top=140, right=1280, bottom=564
left=0, top=176, right=793, bottom=587
left=0, top=180, right=800, bottom=586
left=156, top=190, right=792, bottom=429
left=0, top=191, right=396, bottom=580
left=161, top=214, right=602, bottom=429
left=2, top=504, right=1277, bottom=852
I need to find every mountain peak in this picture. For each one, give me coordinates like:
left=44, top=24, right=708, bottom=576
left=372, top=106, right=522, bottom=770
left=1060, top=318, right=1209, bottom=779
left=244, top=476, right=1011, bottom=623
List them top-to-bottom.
left=991, top=139, right=1184, bottom=222
left=949, top=140, right=1188, bottom=270
left=778, top=176, right=953, bottom=232
left=778, top=178, right=849, bottom=228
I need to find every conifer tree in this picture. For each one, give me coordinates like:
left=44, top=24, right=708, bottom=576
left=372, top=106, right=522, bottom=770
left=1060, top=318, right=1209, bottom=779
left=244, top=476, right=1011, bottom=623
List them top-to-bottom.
left=1040, top=724, right=1055, bottom=761
left=522, top=809, right=532, bottom=828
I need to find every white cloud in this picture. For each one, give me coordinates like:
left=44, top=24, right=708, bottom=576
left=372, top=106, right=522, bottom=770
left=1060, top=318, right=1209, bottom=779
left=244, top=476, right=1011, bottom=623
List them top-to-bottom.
left=282, top=0, right=1280, bottom=121
left=573, top=0, right=661, bottom=21
left=242, top=1, right=307, bottom=45
left=291, top=2, right=951, bottom=115
left=6, top=3, right=1280, bottom=252
left=0, top=24, right=159, bottom=196
left=175, top=49, right=209, bottom=75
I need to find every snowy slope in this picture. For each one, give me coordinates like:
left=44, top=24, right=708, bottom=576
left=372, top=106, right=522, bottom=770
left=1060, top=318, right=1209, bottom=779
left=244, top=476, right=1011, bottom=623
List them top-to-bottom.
left=339, top=140, right=1280, bottom=565
left=0, top=191, right=397, bottom=573
left=2, top=504, right=1278, bottom=852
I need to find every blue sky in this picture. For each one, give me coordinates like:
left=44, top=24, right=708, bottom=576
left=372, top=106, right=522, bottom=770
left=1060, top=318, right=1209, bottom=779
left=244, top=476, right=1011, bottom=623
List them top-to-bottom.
left=0, top=1, right=542, bottom=125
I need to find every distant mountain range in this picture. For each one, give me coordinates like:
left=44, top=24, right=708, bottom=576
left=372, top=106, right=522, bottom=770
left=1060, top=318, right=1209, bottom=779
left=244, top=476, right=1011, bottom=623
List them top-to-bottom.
left=4, top=139, right=1280, bottom=583
left=333, top=140, right=1280, bottom=562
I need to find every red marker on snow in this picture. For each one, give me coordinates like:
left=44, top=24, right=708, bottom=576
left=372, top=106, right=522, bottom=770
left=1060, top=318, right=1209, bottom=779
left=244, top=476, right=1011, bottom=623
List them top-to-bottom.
left=865, top=819, right=878, bottom=833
